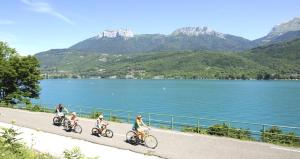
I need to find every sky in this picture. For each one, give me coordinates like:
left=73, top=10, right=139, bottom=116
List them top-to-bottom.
left=0, top=0, right=300, bottom=55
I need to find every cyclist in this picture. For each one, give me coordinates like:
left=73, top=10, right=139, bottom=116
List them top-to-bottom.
left=54, top=104, right=69, bottom=123
left=55, top=104, right=69, bottom=115
left=70, top=112, right=78, bottom=128
left=96, top=114, right=108, bottom=132
left=133, top=115, right=148, bottom=141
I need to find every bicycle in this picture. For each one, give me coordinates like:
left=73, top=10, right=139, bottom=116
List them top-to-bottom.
left=53, top=112, right=67, bottom=126
left=63, top=119, right=82, bottom=134
left=91, top=124, right=113, bottom=138
left=126, top=127, right=158, bottom=149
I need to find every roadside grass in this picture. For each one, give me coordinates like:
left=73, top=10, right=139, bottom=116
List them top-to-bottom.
left=181, top=124, right=300, bottom=147
left=0, top=125, right=100, bottom=159
left=0, top=126, right=57, bottom=159
left=63, top=146, right=99, bottom=159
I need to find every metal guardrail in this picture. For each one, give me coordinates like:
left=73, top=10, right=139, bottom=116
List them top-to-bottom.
left=6, top=102, right=300, bottom=145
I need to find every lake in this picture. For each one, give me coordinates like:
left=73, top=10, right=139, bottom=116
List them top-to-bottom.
left=35, top=79, right=300, bottom=128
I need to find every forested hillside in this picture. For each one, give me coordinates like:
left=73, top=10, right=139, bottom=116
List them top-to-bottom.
left=36, top=38, right=300, bottom=80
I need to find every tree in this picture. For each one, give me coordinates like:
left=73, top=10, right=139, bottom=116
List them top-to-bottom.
left=0, top=42, right=41, bottom=104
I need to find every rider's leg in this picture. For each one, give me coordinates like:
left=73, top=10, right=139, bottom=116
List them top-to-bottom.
left=72, top=120, right=76, bottom=129
left=136, top=131, right=141, bottom=140
left=137, top=131, right=145, bottom=141
left=141, top=132, right=145, bottom=141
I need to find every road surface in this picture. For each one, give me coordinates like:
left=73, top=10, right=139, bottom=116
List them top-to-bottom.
left=0, top=107, right=299, bottom=159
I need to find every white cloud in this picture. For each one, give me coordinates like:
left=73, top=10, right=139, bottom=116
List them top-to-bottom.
left=21, top=0, right=74, bottom=25
left=0, top=20, right=14, bottom=25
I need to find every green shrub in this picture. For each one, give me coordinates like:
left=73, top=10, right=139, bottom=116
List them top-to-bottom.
left=25, top=104, right=43, bottom=112
left=25, top=104, right=33, bottom=110
left=32, top=105, right=42, bottom=112
left=90, top=111, right=103, bottom=119
left=110, top=115, right=122, bottom=123
left=207, top=123, right=252, bottom=140
left=207, top=123, right=229, bottom=136
left=159, top=124, right=170, bottom=130
left=181, top=126, right=205, bottom=134
left=262, top=126, right=300, bottom=146
left=0, top=127, right=56, bottom=159
left=0, top=127, right=22, bottom=151
left=63, top=147, right=99, bottom=159
left=63, top=147, right=84, bottom=159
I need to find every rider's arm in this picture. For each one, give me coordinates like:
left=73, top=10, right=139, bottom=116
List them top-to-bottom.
left=64, top=108, right=69, bottom=114
left=103, top=120, right=108, bottom=125
left=141, top=120, right=147, bottom=127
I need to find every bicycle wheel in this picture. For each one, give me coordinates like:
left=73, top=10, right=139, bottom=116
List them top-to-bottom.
left=53, top=117, right=60, bottom=125
left=61, top=118, right=66, bottom=126
left=63, top=120, right=70, bottom=130
left=64, top=123, right=70, bottom=131
left=74, top=125, right=82, bottom=134
left=91, top=128, right=99, bottom=136
left=104, top=129, right=113, bottom=138
left=126, top=131, right=138, bottom=145
left=144, top=135, right=158, bottom=149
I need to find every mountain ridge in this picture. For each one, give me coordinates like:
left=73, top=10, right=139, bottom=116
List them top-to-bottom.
left=39, top=16, right=300, bottom=56
left=68, top=26, right=253, bottom=53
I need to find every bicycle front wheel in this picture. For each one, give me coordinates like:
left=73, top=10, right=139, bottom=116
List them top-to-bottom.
left=74, top=125, right=82, bottom=134
left=105, top=129, right=113, bottom=138
left=144, top=135, right=158, bottom=149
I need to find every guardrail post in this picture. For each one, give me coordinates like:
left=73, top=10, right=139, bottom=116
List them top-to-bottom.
left=79, top=108, right=82, bottom=117
left=93, top=108, right=96, bottom=118
left=109, top=111, right=112, bottom=121
left=127, top=112, right=130, bottom=123
left=148, top=113, right=151, bottom=126
left=171, top=116, right=174, bottom=130
left=197, top=119, right=200, bottom=133
left=227, top=122, right=230, bottom=136
left=262, top=124, right=266, bottom=141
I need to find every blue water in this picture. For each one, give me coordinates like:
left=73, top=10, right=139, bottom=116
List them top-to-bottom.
left=35, top=79, right=300, bottom=128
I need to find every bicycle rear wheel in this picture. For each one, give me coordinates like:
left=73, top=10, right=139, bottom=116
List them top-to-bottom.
left=53, top=117, right=60, bottom=125
left=91, top=128, right=99, bottom=136
left=126, top=131, right=138, bottom=145
left=144, top=135, right=158, bottom=149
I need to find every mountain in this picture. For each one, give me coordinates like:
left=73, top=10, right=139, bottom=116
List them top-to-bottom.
left=35, top=17, right=300, bottom=79
left=253, top=17, right=300, bottom=45
left=69, top=27, right=253, bottom=53
left=36, top=38, right=300, bottom=80
left=245, top=38, right=300, bottom=74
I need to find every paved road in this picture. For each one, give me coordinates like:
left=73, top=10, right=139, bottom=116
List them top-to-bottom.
left=0, top=107, right=299, bottom=159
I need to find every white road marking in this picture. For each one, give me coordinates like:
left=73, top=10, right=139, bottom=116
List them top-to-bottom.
left=270, top=146, right=300, bottom=153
